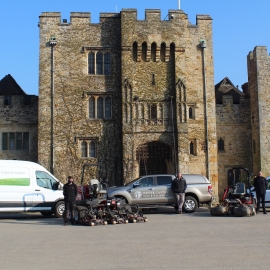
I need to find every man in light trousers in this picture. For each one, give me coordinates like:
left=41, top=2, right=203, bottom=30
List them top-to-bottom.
left=171, top=173, right=187, bottom=214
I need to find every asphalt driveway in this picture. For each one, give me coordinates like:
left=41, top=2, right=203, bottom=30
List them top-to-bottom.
left=0, top=207, right=270, bottom=270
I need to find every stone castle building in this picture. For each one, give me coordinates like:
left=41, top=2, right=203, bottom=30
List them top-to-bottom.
left=36, top=8, right=270, bottom=199
left=0, top=74, right=38, bottom=161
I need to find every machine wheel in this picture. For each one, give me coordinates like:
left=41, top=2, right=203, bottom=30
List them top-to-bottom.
left=183, top=196, right=198, bottom=213
left=55, top=201, right=65, bottom=218
left=74, top=206, right=86, bottom=223
left=210, top=206, right=227, bottom=216
left=234, top=206, right=251, bottom=217
left=40, top=211, right=53, bottom=217
left=112, top=220, right=117, bottom=225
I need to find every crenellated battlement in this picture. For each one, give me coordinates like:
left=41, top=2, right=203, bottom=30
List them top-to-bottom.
left=39, top=9, right=210, bottom=26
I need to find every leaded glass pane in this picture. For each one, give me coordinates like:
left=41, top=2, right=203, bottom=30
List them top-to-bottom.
left=88, top=52, right=95, bottom=74
left=96, top=52, right=103, bottom=75
left=104, top=52, right=111, bottom=75
left=105, top=96, right=112, bottom=118
left=89, top=97, right=95, bottom=118
left=97, top=97, right=103, bottom=118
left=23, top=132, right=29, bottom=150
left=2, top=133, right=7, bottom=150
left=9, top=133, right=15, bottom=150
left=16, top=133, right=23, bottom=150
left=81, top=142, right=87, bottom=157
left=90, top=142, right=96, bottom=157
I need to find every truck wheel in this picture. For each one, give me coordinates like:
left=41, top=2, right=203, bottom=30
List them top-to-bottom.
left=115, top=196, right=128, bottom=205
left=183, top=196, right=198, bottom=213
left=55, top=201, right=65, bottom=218
left=40, top=211, right=53, bottom=217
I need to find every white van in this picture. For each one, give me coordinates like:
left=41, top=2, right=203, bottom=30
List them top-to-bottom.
left=0, top=160, right=65, bottom=217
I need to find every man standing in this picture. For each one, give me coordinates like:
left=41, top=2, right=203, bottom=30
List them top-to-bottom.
left=254, top=171, right=268, bottom=214
left=171, top=172, right=187, bottom=214
left=63, top=176, right=78, bottom=225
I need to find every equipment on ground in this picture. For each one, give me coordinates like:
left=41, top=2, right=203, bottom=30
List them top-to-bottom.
left=74, top=164, right=147, bottom=226
left=210, top=167, right=257, bottom=217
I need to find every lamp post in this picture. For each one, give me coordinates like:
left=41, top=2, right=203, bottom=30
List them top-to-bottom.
left=49, top=36, right=57, bottom=174
left=200, top=39, right=210, bottom=180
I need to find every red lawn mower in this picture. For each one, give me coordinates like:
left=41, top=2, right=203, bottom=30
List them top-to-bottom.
left=210, top=167, right=257, bottom=217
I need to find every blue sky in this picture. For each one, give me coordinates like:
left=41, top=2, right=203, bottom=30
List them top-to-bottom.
left=1, top=0, right=270, bottom=95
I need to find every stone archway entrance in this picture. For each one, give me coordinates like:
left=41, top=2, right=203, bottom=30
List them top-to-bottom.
left=136, top=141, right=174, bottom=176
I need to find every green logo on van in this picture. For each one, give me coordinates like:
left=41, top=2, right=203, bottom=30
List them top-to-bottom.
left=0, top=178, right=30, bottom=186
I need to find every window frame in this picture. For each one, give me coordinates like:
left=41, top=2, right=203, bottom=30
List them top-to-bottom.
left=87, top=50, right=111, bottom=75
left=88, top=95, right=112, bottom=120
left=2, top=132, right=30, bottom=151
left=79, top=139, right=98, bottom=159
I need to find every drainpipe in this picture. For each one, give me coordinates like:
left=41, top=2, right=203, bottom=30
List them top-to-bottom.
left=49, top=36, right=57, bottom=174
left=200, top=40, right=210, bottom=180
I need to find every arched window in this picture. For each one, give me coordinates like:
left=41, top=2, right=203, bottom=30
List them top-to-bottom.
left=133, top=42, right=138, bottom=62
left=142, top=42, right=147, bottom=62
left=151, top=42, right=156, bottom=62
left=160, top=42, right=166, bottom=62
left=170, top=43, right=175, bottom=62
left=88, top=52, right=95, bottom=74
left=96, top=52, right=103, bottom=75
left=104, top=52, right=111, bottom=75
left=105, top=96, right=112, bottom=119
left=89, top=97, right=95, bottom=118
left=97, top=97, right=103, bottom=118
left=189, top=107, right=193, bottom=119
left=218, top=138, right=224, bottom=151
left=81, top=141, right=87, bottom=157
left=90, top=142, right=96, bottom=158
left=190, top=142, right=194, bottom=155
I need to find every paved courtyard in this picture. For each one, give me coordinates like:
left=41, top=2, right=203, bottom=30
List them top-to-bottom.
left=0, top=207, right=270, bottom=270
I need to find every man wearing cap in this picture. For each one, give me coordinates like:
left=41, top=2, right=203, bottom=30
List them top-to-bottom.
left=171, top=172, right=187, bottom=214
left=63, top=176, right=78, bottom=225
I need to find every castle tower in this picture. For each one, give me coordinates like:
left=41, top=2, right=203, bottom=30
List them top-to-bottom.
left=120, top=9, right=218, bottom=197
left=248, top=46, right=270, bottom=176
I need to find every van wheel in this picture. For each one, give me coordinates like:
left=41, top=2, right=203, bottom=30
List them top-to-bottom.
left=183, top=196, right=198, bottom=213
left=55, top=201, right=65, bottom=218
left=40, top=211, right=53, bottom=217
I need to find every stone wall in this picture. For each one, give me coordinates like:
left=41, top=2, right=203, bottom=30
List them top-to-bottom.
left=38, top=12, right=123, bottom=184
left=248, top=46, right=270, bottom=177
left=0, top=95, right=38, bottom=161
left=216, top=95, right=251, bottom=195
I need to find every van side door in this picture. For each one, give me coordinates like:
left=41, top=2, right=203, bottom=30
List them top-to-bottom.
left=0, top=165, right=33, bottom=212
left=32, top=171, right=62, bottom=211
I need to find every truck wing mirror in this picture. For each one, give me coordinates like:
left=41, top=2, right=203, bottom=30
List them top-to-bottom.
left=133, top=182, right=140, bottom=188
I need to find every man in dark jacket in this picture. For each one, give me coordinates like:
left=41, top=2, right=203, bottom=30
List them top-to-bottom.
left=254, top=171, right=268, bottom=214
left=171, top=173, right=187, bottom=214
left=63, top=176, right=78, bottom=225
